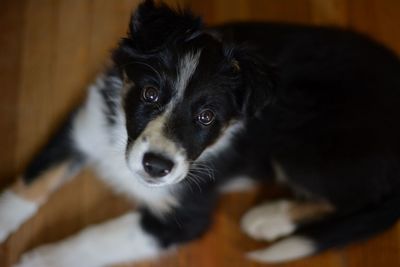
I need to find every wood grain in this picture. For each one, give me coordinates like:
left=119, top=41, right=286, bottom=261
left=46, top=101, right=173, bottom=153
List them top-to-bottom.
left=0, top=0, right=25, bottom=186
left=1, top=1, right=399, bottom=266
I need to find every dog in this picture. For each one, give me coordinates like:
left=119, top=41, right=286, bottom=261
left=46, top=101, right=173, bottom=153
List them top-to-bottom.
left=1, top=0, right=400, bottom=266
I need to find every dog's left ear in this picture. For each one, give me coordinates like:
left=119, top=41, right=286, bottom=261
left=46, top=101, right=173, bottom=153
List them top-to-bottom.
left=113, top=1, right=202, bottom=68
left=229, top=47, right=276, bottom=118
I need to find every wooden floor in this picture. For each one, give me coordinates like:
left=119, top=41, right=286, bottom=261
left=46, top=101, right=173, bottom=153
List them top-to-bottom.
left=1, top=0, right=400, bottom=266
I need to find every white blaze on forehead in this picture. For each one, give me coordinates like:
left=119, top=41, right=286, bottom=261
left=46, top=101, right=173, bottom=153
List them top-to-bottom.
left=175, top=50, right=202, bottom=101
left=127, top=109, right=189, bottom=186
left=141, top=111, right=178, bottom=153
left=127, top=112, right=175, bottom=173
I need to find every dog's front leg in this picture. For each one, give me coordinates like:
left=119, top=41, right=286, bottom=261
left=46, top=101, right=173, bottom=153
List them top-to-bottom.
left=0, top=114, right=85, bottom=243
left=16, top=188, right=217, bottom=267
left=15, top=212, right=161, bottom=267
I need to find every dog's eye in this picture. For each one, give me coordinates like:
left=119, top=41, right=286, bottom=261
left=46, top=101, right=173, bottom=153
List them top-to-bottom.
left=142, top=85, right=159, bottom=103
left=197, top=109, right=215, bottom=126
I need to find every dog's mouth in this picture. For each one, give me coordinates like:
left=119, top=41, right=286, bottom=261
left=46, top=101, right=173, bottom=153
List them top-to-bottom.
left=133, top=168, right=187, bottom=187
left=140, top=175, right=170, bottom=187
left=142, top=175, right=185, bottom=187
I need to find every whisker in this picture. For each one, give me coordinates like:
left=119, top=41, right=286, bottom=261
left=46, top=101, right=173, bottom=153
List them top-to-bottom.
left=186, top=173, right=202, bottom=192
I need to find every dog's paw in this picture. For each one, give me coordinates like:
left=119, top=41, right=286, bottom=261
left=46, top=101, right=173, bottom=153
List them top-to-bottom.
left=0, top=190, right=38, bottom=243
left=241, top=200, right=296, bottom=241
left=246, top=236, right=316, bottom=263
left=15, top=240, right=83, bottom=267
left=15, top=245, right=61, bottom=267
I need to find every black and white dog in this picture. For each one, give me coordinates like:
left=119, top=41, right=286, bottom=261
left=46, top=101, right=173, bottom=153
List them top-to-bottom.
left=1, top=1, right=400, bottom=266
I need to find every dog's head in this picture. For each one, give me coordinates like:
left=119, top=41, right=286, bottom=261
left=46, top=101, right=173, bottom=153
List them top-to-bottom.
left=113, top=0, right=275, bottom=187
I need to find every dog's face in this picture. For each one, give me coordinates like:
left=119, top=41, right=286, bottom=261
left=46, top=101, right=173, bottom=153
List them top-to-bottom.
left=113, top=0, right=274, bottom=187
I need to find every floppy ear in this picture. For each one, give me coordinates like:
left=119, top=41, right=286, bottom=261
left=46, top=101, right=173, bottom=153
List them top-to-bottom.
left=112, top=0, right=202, bottom=67
left=127, top=0, right=202, bottom=52
left=230, top=46, right=276, bottom=118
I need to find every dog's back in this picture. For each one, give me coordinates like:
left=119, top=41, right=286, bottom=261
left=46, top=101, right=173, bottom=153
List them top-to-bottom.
left=216, top=22, right=400, bottom=261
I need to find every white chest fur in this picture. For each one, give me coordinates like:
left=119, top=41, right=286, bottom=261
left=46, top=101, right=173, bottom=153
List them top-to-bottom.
left=72, top=75, right=179, bottom=214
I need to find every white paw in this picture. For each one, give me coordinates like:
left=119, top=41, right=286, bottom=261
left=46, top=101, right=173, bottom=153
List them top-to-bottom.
left=0, top=190, right=38, bottom=243
left=241, top=200, right=296, bottom=241
left=15, top=212, right=161, bottom=267
left=247, top=236, right=316, bottom=263
left=15, top=245, right=63, bottom=267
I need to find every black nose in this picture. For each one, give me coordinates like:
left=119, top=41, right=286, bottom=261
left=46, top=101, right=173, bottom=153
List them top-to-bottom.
left=142, top=152, right=174, bottom=178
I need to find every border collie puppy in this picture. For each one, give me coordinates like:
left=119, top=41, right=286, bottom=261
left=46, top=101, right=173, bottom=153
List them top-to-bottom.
left=1, top=1, right=400, bottom=266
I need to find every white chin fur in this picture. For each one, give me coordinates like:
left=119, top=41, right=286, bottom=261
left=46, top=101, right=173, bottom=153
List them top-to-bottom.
left=71, top=74, right=179, bottom=214
left=139, top=176, right=184, bottom=188
left=0, top=190, right=38, bottom=243
left=247, top=236, right=316, bottom=263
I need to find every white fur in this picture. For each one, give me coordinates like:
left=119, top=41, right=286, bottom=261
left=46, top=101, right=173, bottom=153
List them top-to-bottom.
left=125, top=50, right=202, bottom=188
left=175, top=50, right=201, bottom=100
left=72, top=74, right=179, bottom=215
left=73, top=75, right=112, bottom=158
left=127, top=111, right=189, bottom=187
left=198, top=121, right=244, bottom=161
left=219, top=176, right=257, bottom=193
left=0, top=190, right=38, bottom=243
left=241, top=200, right=296, bottom=241
left=15, top=212, right=161, bottom=267
left=247, top=236, right=316, bottom=263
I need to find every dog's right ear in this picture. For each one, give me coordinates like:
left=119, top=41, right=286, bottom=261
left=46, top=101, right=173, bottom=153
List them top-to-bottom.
left=113, top=0, right=201, bottom=68
left=127, top=0, right=202, bottom=52
left=228, top=46, right=277, bottom=118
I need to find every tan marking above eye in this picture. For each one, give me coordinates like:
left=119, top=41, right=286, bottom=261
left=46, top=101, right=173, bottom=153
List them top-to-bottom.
left=232, top=59, right=240, bottom=72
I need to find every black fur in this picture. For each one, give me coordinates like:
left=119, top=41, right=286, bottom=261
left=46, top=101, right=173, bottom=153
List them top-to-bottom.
left=20, top=0, right=400, bottom=260
left=114, top=1, right=400, bottom=253
left=114, top=1, right=276, bottom=162
left=218, top=22, right=400, bottom=208
left=23, top=113, right=84, bottom=184
left=140, top=186, right=217, bottom=248
left=300, top=193, right=400, bottom=251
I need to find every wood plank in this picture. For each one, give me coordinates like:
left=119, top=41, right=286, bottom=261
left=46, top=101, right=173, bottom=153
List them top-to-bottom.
left=0, top=0, right=25, bottom=186
left=5, top=0, right=90, bottom=264
left=14, top=0, right=58, bottom=173
left=87, top=0, right=141, bottom=74
left=185, top=0, right=215, bottom=24
left=188, top=0, right=311, bottom=25
left=246, top=0, right=310, bottom=24
left=309, top=0, right=349, bottom=26
left=348, top=0, right=400, bottom=54
left=0, top=1, right=26, bottom=264
left=345, top=226, right=400, bottom=267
